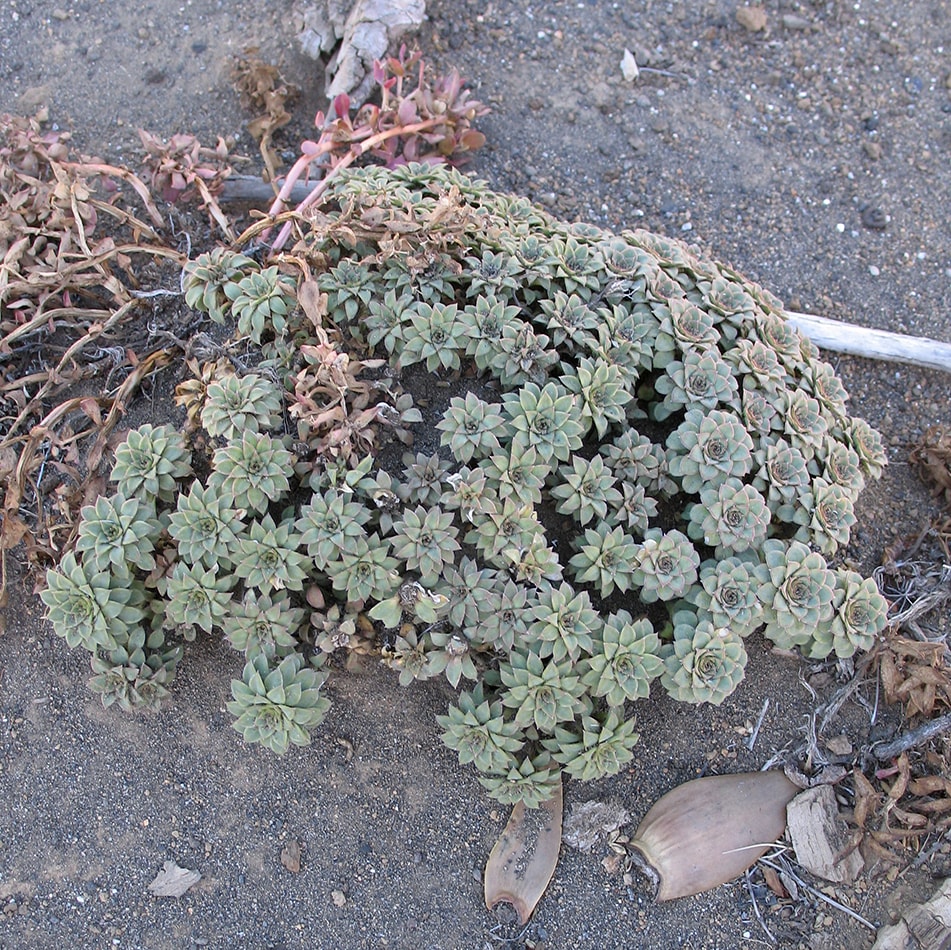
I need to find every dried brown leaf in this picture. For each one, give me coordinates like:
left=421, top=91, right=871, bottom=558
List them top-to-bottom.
left=910, top=425, right=951, bottom=504
left=852, top=770, right=879, bottom=830
left=630, top=771, right=798, bottom=901
left=484, top=776, right=563, bottom=924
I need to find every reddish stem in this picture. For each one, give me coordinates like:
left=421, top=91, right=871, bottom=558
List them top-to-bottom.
left=268, top=116, right=446, bottom=252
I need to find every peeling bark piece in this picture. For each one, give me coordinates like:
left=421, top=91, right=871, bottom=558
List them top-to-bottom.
left=294, top=0, right=427, bottom=104
left=630, top=770, right=798, bottom=901
left=484, top=777, right=563, bottom=924
left=786, top=784, right=864, bottom=884
left=562, top=800, right=630, bottom=853
left=148, top=860, right=201, bottom=897
left=871, top=877, right=951, bottom=950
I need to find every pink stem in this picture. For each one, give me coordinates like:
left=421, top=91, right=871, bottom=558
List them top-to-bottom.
left=268, top=116, right=445, bottom=253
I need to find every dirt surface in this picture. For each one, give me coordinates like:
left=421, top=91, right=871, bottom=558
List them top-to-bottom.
left=2, top=1, right=951, bottom=948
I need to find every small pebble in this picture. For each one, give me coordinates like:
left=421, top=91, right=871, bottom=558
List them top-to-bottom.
left=869, top=265, right=880, bottom=276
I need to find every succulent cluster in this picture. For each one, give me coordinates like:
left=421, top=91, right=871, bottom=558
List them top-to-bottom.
left=44, top=164, right=889, bottom=804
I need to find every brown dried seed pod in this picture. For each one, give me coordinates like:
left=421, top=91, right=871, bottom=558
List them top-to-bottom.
left=629, top=770, right=798, bottom=901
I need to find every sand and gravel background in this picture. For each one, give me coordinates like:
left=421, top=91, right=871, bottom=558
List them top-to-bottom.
left=1, top=2, right=950, bottom=948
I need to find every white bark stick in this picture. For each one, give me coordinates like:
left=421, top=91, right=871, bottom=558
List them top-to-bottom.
left=785, top=310, right=951, bottom=374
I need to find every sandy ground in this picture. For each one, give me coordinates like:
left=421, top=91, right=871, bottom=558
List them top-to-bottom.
left=1, top=1, right=950, bottom=948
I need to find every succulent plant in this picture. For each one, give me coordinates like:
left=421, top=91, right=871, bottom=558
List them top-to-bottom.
left=44, top=163, right=894, bottom=806
left=183, top=247, right=257, bottom=323
left=464, top=249, right=523, bottom=299
left=319, top=257, right=376, bottom=322
left=224, top=265, right=297, bottom=342
left=364, top=288, right=414, bottom=357
left=537, top=290, right=600, bottom=348
left=461, top=294, right=524, bottom=370
left=654, top=297, right=719, bottom=366
left=397, top=301, right=467, bottom=371
left=489, top=322, right=559, bottom=386
left=725, top=338, right=787, bottom=394
left=654, top=347, right=739, bottom=421
left=560, top=356, right=632, bottom=439
left=803, top=360, right=849, bottom=420
left=200, top=372, right=283, bottom=441
left=503, top=380, right=585, bottom=463
left=740, top=384, right=781, bottom=437
left=781, top=389, right=828, bottom=455
left=436, top=392, right=506, bottom=464
left=667, top=408, right=754, bottom=494
left=839, top=417, right=887, bottom=480
left=110, top=423, right=191, bottom=504
left=601, top=428, right=663, bottom=490
left=209, top=432, right=293, bottom=514
left=818, top=437, right=865, bottom=496
left=752, top=438, right=811, bottom=523
left=478, top=447, right=550, bottom=506
left=398, top=451, right=453, bottom=507
left=550, top=454, right=622, bottom=527
left=441, top=466, right=494, bottom=522
left=685, top=477, right=770, bottom=557
left=800, top=477, right=857, bottom=555
left=168, top=482, right=243, bottom=569
left=608, top=482, right=659, bottom=535
left=296, top=490, right=372, bottom=570
left=75, top=492, right=159, bottom=573
left=466, top=497, right=542, bottom=568
left=391, top=505, right=460, bottom=585
left=231, top=513, right=309, bottom=593
left=568, top=523, right=639, bottom=597
left=631, top=529, right=700, bottom=603
left=325, top=533, right=400, bottom=603
left=757, top=540, right=837, bottom=649
left=42, top=552, right=145, bottom=657
left=440, top=556, right=500, bottom=630
left=688, top=557, right=768, bottom=638
left=163, top=561, right=234, bottom=635
left=806, top=570, right=888, bottom=660
left=467, top=575, right=536, bottom=652
left=526, top=581, right=601, bottom=662
left=223, top=590, right=305, bottom=659
left=582, top=612, right=663, bottom=706
left=660, top=612, right=748, bottom=706
left=383, top=624, right=433, bottom=686
left=88, top=626, right=182, bottom=712
left=426, top=629, right=479, bottom=688
left=499, top=648, right=586, bottom=733
left=227, top=653, right=331, bottom=754
left=437, top=684, right=524, bottom=774
left=542, top=707, right=640, bottom=781
left=477, top=750, right=562, bottom=808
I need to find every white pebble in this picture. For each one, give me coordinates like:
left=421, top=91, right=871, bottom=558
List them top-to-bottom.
left=835, top=222, right=845, bottom=232
left=868, top=265, right=880, bottom=276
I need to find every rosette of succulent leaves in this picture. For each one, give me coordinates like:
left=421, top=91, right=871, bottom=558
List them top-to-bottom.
left=43, top=163, right=889, bottom=804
